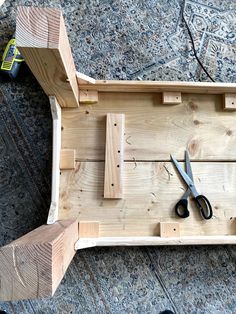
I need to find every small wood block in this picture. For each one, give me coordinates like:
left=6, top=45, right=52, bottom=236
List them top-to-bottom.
left=79, top=90, right=98, bottom=104
left=162, top=92, right=182, bottom=104
left=223, top=93, right=236, bottom=110
left=104, top=113, right=125, bottom=198
left=60, top=149, right=75, bottom=169
left=79, top=222, right=99, bottom=238
left=160, top=222, right=180, bottom=237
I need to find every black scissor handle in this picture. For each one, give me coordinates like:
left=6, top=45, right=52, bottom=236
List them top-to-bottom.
left=195, top=195, right=213, bottom=220
left=175, top=199, right=190, bottom=218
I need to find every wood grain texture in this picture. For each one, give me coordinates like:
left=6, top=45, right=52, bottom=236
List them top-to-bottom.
left=16, top=6, right=79, bottom=108
left=76, top=72, right=95, bottom=84
left=80, top=80, right=236, bottom=94
left=79, top=90, right=98, bottom=104
left=163, top=92, right=182, bottom=104
left=62, top=93, right=236, bottom=161
left=223, top=93, right=236, bottom=110
left=47, top=97, right=61, bottom=224
left=104, top=114, right=125, bottom=198
left=60, top=149, right=75, bottom=169
left=59, top=162, right=236, bottom=237
left=0, top=220, right=78, bottom=301
left=78, top=222, right=99, bottom=238
left=160, top=222, right=180, bottom=237
left=76, top=235, right=236, bottom=247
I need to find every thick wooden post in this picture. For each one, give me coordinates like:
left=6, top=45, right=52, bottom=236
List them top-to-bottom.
left=16, top=6, right=79, bottom=108
left=0, top=219, right=78, bottom=301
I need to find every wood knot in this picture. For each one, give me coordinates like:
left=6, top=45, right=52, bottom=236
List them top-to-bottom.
left=189, top=102, right=198, bottom=111
left=194, top=120, right=200, bottom=125
left=226, top=129, right=233, bottom=136
left=187, top=139, right=199, bottom=155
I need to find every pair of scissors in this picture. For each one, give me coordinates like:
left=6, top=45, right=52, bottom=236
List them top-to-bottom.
left=170, top=151, right=213, bottom=220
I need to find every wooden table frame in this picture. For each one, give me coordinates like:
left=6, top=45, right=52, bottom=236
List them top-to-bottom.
left=1, top=6, right=236, bottom=301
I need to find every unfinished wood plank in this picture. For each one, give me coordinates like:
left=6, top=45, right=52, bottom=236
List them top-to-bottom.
left=16, top=7, right=79, bottom=108
left=76, top=72, right=96, bottom=85
left=80, top=80, right=236, bottom=94
left=79, top=90, right=98, bottom=104
left=163, top=91, right=182, bottom=104
left=62, top=93, right=236, bottom=161
left=223, top=93, right=236, bottom=110
left=47, top=97, right=61, bottom=224
left=104, top=113, right=125, bottom=198
left=60, top=149, right=75, bottom=169
left=59, top=162, right=236, bottom=237
left=0, top=220, right=78, bottom=301
left=79, top=222, right=99, bottom=238
left=160, top=222, right=180, bottom=237
left=77, top=235, right=236, bottom=247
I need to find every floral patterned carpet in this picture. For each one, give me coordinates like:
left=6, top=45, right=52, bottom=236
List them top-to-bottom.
left=0, top=0, right=236, bottom=313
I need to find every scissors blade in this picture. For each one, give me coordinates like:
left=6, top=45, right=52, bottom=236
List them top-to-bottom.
left=185, top=150, right=193, bottom=181
left=170, top=155, right=199, bottom=197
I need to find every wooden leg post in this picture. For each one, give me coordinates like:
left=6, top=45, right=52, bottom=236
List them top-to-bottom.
left=16, top=6, right=79, bottom=108
left=0, top=219, right=78, bottom=301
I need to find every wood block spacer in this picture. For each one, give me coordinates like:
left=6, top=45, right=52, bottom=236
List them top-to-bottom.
left=79, top=89, right=98, bottom=104
left=163, top=92, right=182, bottom=104
left=223, top=93, right=236, bottom=110
left=60, top=149, right=75, bottom=169
left=79, top=221, right=99, bottom=238
left=160, top=222, right=180, bottom=237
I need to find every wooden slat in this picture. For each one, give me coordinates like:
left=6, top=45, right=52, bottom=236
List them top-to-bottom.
left=16, top=7, right=79, bottom=108
left=76, top=72, right=95, bottom=85
left=80, top=80, right=236, bottom=94
left=79, top=90, right=98, bottom=104
left=163, top=92, right=182, bottom=104
left=62, top=93, right=236, bottom=161
left=223, top=93, right=236, bottom=110
left=47, top=97, right=61, bottom=224
left=104, top=114, right=125, bottom=198
left=60, top=149, right=75, bottom=169
left=59, top=162, right=236, bottom=237
left=0, top=220, right=78, bottom=301
left=79, top=222, right=99, bottom=238
left=160, top=222, right=180, bottom=237
left=76, top=235, right=236, bottom=247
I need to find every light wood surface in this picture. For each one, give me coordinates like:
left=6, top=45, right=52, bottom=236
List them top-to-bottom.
left=16, top=6, right=79, bottom=108
left=76, top=71, right=96, bottom=85
left=80, top=80, right=236, bottom=94
left=79, top=90, right=98, bottom=104
left=163, top=92, right=182, bottom=104
left=62, top=93, right=236, bottom=161
left=223, top=93, right=236, bottom=110
left=47, top=97, right=61, bottom=224
left=104, top=114, right=125, bottom=198
left=60, top=149, right=75, bottom=169
left=59, top=161, right=236, bottom=237
left=0, top=220, right=78, bottom=301
left=79, top=222, right=99, bottom=238
left=160, top=222, right=180, bottom=237
left=75, top=235, right=236, bottom=248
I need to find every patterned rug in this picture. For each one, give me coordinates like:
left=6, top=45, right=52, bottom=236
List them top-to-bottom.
left=0, top=0, right=236, bottom=313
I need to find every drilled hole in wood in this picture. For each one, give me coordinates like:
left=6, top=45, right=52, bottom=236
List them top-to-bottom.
left=176, top=97, right=178, bottom=99
left=232, top=102, right=234, bottom=105
left=114, top=123, right=117, bottom=126
left=118, top=150, right=120, bottom=153
left=117, top=165, right=120, bottom=167
left=111, top=183, right=114, bottom=186
left=173, top=228, right=176, bottom=231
